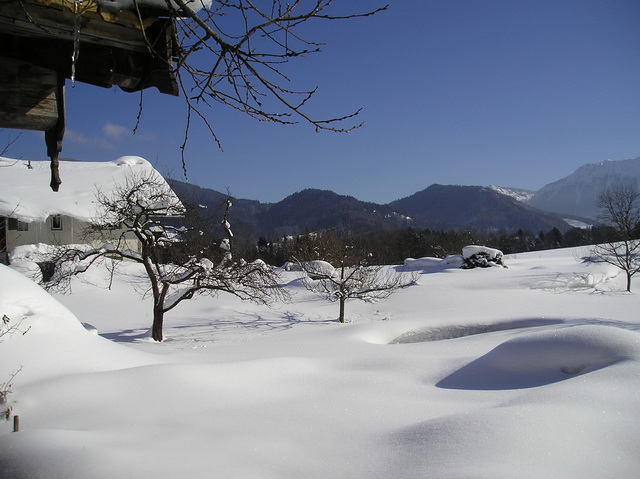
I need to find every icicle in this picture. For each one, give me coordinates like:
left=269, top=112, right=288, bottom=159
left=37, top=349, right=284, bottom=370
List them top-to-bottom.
left=71, top=0, right=83, bottom=87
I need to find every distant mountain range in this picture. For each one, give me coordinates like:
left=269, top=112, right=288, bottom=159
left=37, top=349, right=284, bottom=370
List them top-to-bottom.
left=167, top=155, right=640, bottom=240
left=528, top=156, right=640, bottom=219
left=389, top=185, right=566, bottom=233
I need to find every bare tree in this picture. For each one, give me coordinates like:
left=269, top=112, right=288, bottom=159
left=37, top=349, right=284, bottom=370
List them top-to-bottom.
left=159, top=0, right=388, bottom=170
left=0, top=129, right=21, bottom=157
left=51, top=172, right=286, bottom=341
left=585, top=183, right=640, bottom=292
left=294, top=234, right=415, bottom=323
left=1, top=314, right=29, bottom=423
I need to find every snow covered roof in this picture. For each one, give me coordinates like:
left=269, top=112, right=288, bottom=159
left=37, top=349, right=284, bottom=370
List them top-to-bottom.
left=0, top=156, right=177, bottom=223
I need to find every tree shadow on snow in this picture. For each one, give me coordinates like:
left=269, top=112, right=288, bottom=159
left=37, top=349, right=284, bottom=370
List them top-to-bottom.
left=99, top=310, right=335, bottom=344
left=100, top=328, right=153, bottom=343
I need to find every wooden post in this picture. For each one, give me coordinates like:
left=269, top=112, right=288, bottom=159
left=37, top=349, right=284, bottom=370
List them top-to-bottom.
left=0, top=57, right=64, bottom=191
left=45, top=71, right=65, bottom=192
left=13, top=415, right=19, bottom=432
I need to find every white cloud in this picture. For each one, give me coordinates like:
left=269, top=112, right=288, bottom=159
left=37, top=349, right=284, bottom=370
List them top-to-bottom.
left=102, top=122, right=130, bottom=142
left=65, top=123, right=152, bottom=151
left=65, top=130, right=91, bottom=145
left=66, top=130, right=114, bottom=150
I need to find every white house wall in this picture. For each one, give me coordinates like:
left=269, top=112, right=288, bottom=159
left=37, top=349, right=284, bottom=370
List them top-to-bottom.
left=5, top=215, right=140, bottom=259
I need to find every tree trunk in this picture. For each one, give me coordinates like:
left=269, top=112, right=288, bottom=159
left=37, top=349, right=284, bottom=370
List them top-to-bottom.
left=627, top=271, right=632, bottom=293
left=339, top=297, right=345, bottom=323
left=152, top=305, right=164, bottom=342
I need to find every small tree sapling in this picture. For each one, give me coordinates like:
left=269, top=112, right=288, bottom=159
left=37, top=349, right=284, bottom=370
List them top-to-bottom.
left=294, top=234, right=416, bottom=323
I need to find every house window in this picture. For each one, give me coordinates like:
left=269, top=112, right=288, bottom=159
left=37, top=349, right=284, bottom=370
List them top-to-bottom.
left=51, top=215, right=63, bottom=230
left=8, top=218, right=28, bottom=231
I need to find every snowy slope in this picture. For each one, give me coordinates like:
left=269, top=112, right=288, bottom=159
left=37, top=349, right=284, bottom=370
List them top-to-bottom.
left=528, top=156, right=640, bottom=219
left=488, top=185, right=536, bottom=202
left=1, top=247, right=639, bottom=478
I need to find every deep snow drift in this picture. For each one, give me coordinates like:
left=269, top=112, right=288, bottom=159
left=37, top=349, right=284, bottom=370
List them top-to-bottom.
left=1, top=247, right=639, bottom=478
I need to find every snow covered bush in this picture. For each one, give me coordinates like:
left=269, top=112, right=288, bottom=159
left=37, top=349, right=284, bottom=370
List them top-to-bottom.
left=8, top=243, right=64, bottom=283
left=461, top=245, right=506, bottom=269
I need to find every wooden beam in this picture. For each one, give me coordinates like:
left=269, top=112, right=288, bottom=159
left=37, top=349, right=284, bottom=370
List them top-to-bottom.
left=0, top=0, right=151, bottom=54
left=0, top=0, right=178, bottom=95
left=0, top=57, right=59, bottom=131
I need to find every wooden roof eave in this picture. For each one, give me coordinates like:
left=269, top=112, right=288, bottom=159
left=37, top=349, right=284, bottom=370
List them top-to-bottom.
left=0, top=0, right=172, bottom=53
left=0, top=0, right=181, bottom=191
left=0, top=0, right=179, bottom=95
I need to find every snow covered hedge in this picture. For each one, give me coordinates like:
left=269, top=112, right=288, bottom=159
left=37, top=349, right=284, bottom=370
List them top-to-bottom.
left=402, top=246, right=505, bottom=271
left=403, top=255, right=464, bottom=270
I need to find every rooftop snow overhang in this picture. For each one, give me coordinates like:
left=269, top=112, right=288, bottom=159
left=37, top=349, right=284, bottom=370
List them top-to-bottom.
left=0, top=156, right=182, bottom=223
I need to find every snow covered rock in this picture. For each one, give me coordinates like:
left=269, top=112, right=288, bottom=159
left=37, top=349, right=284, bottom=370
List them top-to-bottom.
left=461, top=245, right=505, bottom=269
left=302, top=260, right=336, bottom=279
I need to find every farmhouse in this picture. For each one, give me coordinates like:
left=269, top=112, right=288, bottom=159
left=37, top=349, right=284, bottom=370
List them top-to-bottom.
left=0, top=155, right=179, bottom=263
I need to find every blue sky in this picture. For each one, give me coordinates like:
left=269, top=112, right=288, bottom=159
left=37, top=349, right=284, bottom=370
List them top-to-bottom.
left=3, top=0, right=640, bottom=204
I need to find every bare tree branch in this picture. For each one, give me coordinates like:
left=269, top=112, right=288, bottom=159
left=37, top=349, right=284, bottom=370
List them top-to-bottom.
left=159, top=0, right=387, bottom=171
left=0, top=130, right=22, bottom=157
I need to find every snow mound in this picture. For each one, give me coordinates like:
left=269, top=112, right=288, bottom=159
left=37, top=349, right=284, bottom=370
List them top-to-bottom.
left=112, top=156, right=148, bottom=167
left=402, top=255, right=463, bottom=270
left=8, top=260, right=43, bottom=283
left=0, top=265, right=155, bottom=383
left=530, top=266, right=619, bottom=291
left=437, top=325, right=640, bottom=390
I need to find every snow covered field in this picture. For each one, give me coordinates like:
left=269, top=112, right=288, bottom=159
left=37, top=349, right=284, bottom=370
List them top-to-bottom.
left=1, top=247, right=639, bottom=478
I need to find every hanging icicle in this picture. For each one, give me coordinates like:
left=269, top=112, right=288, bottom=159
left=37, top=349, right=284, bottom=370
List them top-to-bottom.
left=71, top=0, right=84, bottom=87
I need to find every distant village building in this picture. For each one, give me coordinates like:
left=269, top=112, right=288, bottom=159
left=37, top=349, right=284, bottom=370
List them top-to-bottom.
left=0, top=155, right=180, bottom=263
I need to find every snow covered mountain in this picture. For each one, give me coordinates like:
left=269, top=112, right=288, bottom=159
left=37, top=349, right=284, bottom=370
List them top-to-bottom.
left=171, top=155, right=640, bottom=236
left=528, top=156, right=640, bottom=220
left=168, top=182, right=569, bottom=239
left=389, top=185, right=568, bottom=233
left=488, top=186, right=536, bottom=203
